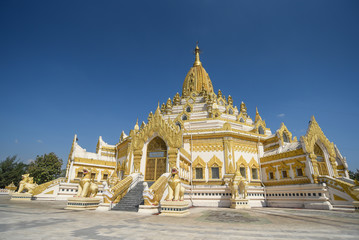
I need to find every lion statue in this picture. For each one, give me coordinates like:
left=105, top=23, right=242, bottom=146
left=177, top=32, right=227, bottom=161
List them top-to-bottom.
left=229, top=167, right=248, bottom=200
left=166, top=168, right=185, bottom=201
left=76, top=169, right=98, bottom=198
left=17, top=174, right=38, bottom=194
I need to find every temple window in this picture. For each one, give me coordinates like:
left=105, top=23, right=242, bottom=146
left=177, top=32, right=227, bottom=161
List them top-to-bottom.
left=186, top=106, right=191, bottom=112
left=228, top=108, right=233, bottom=115
left=182, top=115, right=188, bottom=121
left=239, top=118, right=244, bottom=123
left=258, top=126, right=264, bottom=135
left=283, top=133, right=289, bottom=143
left=193, top=156, right=206, bottom=180
left=208, top=156, right=223, bottom=180
left=211, top=167, right=220, bottom=179
left=240, top=167, right=246, bottom=178
left=195, top=168, right=203, bottom=179
left=252, top=168, right=259, bottom=179
left=296, top=168, right=303, bottom=177
left=282, top=170, right=288, bottom=178
left=77, top=171, right=83, bottom=178
left=269, top=172, right=274, bottom=180
left=91, top=173, right=96, bottom=179
left=103, top=174, right=108, bottom=180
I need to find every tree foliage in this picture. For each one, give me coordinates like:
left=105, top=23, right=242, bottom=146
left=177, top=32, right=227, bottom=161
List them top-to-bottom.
left=28, top=152, right=63, bottom=185
left=0, top=156, right=28, bottom=188
left=349, top=169, right=359, bottom=181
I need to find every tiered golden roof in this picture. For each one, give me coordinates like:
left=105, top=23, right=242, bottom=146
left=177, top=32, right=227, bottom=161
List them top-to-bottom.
left=182, top=44, right=214, bottom=96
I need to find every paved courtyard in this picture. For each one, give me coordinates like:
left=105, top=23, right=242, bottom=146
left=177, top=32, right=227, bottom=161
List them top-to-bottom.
left=0, top=195, right=358, bottom=240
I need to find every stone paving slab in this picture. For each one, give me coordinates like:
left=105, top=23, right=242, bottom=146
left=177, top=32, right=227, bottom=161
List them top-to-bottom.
left=0, top=195, right=358, bottom=239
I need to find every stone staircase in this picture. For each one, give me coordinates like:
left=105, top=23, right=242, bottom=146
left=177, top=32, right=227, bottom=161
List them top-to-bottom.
left=112, top=181, right=145, bottom=212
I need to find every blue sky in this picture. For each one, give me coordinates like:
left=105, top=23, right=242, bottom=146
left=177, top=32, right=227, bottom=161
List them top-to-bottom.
left=0, top=0, right=358, bottom=170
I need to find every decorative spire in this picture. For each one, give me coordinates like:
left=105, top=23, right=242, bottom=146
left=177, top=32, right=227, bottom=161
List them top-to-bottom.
left=193, top=42, right=202, bottom=67
left=240, top=101, right=247, bottom=117
left=255, top=107, right=262, bottom=123
left=134, top=118, right=139, bottom=131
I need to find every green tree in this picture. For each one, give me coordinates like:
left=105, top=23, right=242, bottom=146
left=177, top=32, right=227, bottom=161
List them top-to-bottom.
left=28, top=152, right=63, bottom=185
left=0, top=156, right=28, bottom=188
left=349, top=169, right=359, bottom=181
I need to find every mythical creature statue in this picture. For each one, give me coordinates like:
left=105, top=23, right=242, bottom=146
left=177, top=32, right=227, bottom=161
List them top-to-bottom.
left=229, top=167, right=248, bottom=200
left=166, top=168, right=185, bottom=201
left=76, top=169, right=98, bottom=198
left=17, top=174, right=38, bottom=194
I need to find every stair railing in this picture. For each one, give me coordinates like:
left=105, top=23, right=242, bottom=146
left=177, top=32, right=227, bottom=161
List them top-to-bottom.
left=143, top=172, right=171, bottom=206
left=103, top=173, right=142, bottom=203
left=319, top=176, right=359, bottom=201
left=32, top=177, right=67, bottom=196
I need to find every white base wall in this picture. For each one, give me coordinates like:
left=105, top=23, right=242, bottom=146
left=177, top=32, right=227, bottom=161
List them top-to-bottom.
left=35, top=183, right=105, bottom=201
left=265, top=183, right=333, bottom=210
left=183, top=185, right=266, bottom=208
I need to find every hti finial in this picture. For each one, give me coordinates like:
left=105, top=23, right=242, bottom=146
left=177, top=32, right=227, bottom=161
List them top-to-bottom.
left=193, top=42, right=202, bottom=66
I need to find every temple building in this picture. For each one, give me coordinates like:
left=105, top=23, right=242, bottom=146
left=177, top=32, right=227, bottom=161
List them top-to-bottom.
left=61, top=44, right=357, bottom=210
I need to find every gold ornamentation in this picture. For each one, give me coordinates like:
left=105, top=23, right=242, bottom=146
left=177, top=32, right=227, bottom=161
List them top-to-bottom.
left=173, top=92, right=181, bottom=105
left=239, top=101, right=248, bottom=118
left=192, top=139, right=224, bottom=152
left=264, top=144, right=279, bottom=152
left=179, top=147, right=191, bottom=160
left=260, top=148, right=305, bottom=163
left=74, top=157, right=116, bottom=167
left=263, top=178, right=310, bottom=186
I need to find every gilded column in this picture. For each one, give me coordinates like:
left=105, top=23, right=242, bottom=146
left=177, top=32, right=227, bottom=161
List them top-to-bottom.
left=224, top=138, right=234, bottom=174
left=168, top=147, right=178, bottom=170
left=133, top=150, right=142, bottom=173
left=309, top=153, right=319, bottom=183
left=329, top=156, right=339, bottom=177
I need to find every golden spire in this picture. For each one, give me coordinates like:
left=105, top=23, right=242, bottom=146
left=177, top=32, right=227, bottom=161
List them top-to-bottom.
left=182, top=42, right=214, bottom=96
left=193, top=42, right=202, bottom=66
left=255, top=107, right=262, bottom=123
left=134, top=118, right=139, bottom=131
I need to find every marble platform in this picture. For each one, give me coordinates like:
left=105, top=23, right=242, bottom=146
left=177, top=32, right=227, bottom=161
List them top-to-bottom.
left=65, top=197, right=100, bottom=210
left=160, top=200, right=189, bottom=216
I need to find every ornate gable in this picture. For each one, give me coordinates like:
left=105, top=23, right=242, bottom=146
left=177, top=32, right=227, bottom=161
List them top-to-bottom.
left=131, top=106, right=183, bottom=151
left=301, top=116, right=335, bottom=157
left=277, top=123, right=293, bottom=144
left=193, top=156, right=206, bottom=168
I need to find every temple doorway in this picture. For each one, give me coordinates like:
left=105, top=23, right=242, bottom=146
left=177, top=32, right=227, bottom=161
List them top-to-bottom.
left=145, top=137, right=167, bottom=181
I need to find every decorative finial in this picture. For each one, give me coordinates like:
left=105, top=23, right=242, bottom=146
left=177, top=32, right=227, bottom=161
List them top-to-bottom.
left=193, top=42, right=202, bottom=66
left=255, top=107, right=262, bottom=123
left=134, top=118, right=139, bottom=131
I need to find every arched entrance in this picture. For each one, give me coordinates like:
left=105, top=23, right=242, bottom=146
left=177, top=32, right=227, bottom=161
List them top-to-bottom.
left=145, top=137, right=167, bottom=181
left=314, top=143, right=329, bottom=175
